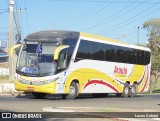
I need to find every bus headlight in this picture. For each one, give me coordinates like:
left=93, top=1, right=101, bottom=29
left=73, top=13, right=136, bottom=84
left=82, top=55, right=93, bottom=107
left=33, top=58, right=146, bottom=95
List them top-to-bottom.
left=44, top=77, right=59, bottom=84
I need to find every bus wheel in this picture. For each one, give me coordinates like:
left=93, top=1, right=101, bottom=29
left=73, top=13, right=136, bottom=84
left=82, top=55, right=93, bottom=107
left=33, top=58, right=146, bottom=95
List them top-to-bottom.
left=66, top=82, right=79, bottom=99
left=123, top=83, right=130, bottom=98
left=129, top=84, right=137, bottom=97
left=32, top=92, right=46, bottom=99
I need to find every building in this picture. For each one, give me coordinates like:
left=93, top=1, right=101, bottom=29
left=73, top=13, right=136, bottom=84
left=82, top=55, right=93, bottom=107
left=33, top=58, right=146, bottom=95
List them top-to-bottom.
left=0, top=40, right=8, bottom=63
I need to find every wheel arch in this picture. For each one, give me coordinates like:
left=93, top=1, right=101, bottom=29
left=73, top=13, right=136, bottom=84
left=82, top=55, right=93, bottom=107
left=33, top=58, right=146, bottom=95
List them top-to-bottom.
left=65, top=79, right=80, bottom=93
left=125, top=81, right=130, bottom=85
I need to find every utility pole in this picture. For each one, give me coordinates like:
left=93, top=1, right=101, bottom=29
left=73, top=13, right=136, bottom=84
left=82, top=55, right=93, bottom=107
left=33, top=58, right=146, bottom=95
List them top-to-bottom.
left=9, top=0, right=14, bottom=81
left=15, top=9, right=21, bottom=44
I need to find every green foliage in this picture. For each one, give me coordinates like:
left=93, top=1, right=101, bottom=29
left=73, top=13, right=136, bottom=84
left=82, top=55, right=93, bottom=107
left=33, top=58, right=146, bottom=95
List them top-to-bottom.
left=143, top=18, right=160, bottom=93
left=143, top=18, right=160, bottom=69
left=143, top=18, right=160, bottom=36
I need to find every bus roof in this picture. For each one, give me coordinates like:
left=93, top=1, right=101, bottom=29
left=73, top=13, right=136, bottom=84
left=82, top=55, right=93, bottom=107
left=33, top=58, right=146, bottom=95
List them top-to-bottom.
left=23, top=30, right=150, bottom=52
left=24, top=30, right=79, bottom=43
left=80, top=32, right=151, bottom=52
left=80, top=32, right=127, bottom=45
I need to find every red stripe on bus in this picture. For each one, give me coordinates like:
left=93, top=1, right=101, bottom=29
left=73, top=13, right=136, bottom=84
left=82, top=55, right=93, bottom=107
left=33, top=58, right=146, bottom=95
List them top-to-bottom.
left=141, top=66, right=149, bottom=92
left=83, top=80, right=119, bottom=93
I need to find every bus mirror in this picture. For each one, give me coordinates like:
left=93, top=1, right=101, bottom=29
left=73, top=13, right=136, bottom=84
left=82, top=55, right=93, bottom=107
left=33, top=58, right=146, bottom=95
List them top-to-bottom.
left=10, top=44, right=21, bottom=57
left=54, top=45, right=69, bottom=60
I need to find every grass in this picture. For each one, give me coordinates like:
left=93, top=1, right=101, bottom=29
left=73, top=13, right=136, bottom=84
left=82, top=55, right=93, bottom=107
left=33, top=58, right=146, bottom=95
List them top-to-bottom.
left=153, top=89, right=160, bottom=93
left=101, top=108, right=116, bottom=112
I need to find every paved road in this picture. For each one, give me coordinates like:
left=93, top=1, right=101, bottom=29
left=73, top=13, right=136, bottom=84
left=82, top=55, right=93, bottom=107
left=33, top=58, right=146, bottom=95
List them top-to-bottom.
left=0, top=93, right=160, bottom=112
left=0, top=94, right=160, bottom=121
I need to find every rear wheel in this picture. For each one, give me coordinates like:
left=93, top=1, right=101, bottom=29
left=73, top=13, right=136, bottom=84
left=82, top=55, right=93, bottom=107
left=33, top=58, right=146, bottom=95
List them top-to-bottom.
left=65, top=82, right=79, bottom=99
left=123, top=83, right=130, bottom=98
left=129, top=84, right=137, bottom=97
left=32, top=92, right=46, bottom=99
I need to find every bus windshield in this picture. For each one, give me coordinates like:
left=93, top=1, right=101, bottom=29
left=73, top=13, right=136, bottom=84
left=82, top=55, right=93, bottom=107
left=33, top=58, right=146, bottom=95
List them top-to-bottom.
left=16, top=42, right=57, bottom=77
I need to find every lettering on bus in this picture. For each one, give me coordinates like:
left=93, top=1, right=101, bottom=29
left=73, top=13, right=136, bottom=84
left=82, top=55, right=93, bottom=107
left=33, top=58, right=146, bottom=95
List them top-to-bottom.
left=114, top=66, right=127, bottom=77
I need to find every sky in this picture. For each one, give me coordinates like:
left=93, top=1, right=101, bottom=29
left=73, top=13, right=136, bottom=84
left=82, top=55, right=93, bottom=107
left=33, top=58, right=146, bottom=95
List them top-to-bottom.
left=0, top=0, right=160, bottom=45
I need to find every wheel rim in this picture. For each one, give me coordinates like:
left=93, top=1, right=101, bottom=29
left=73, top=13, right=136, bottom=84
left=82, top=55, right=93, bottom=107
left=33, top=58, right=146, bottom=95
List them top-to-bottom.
left=69, top=86, right=76, bottom=96
left=124, top=87, right=129, bottom=95
left=131, top=87, right=135, bottom=94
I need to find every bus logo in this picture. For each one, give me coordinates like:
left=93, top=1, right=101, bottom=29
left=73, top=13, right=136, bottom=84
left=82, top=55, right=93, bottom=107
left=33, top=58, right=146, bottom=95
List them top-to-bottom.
left=114, top=66, right=127, bottom=77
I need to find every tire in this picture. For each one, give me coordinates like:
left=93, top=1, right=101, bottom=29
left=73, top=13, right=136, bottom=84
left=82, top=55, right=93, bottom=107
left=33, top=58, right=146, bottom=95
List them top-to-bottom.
left=66, top=82, right=79, bottom=99
left=123, top=83, right=130, bottom=98
left=129, top=84, right=137, bottom=97
left=32, top=92, right=46, bottom=99
left=92, top=93, right=108, bottom=98
left=116, top=93, right=122, bottom=97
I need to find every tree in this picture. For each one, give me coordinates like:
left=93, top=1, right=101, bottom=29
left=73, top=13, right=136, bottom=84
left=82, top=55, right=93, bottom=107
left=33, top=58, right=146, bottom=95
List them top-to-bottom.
left=143, top=18, right=160, bottom=93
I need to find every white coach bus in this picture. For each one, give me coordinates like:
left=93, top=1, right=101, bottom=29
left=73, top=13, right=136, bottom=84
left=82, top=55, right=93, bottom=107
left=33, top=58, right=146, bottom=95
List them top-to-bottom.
left=13, top=30, right=151, bottom=99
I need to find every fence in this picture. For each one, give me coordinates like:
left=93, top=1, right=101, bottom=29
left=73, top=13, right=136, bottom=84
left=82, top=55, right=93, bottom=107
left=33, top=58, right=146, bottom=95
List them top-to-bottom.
left=0, top=68, right=9, bottom=75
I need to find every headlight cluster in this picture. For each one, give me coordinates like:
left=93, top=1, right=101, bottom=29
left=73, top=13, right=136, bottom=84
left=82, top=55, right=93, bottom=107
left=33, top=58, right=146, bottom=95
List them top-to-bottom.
left=44, top=77, right=59, bottom=84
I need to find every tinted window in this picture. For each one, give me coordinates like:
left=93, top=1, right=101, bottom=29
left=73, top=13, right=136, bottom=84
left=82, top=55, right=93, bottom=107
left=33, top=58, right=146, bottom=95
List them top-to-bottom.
left=62, top=39, right=78, bottom=64
left=76, top=40, right=92, bottom=60
left=92, top=42, right=104, bottom=61
left=26, top=44, right=37, bottom=53
left=104, top=44, right=110, bottom=61
left=104, top=45, right=116, bottom=62
left=109, top=45, right=116, bottom=62
left=116, top=46, right=126, bottom=63
left=126, top=48, right=137, bottom=64
left=137, top=50, right=144, bottom=65
left=144, top=51, right=150, bottom=65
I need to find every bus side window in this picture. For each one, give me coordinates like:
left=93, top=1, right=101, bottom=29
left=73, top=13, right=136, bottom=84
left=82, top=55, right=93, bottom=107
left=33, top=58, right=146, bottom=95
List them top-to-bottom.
left=76, top=40, right=92, bottom=61
left=92, top=42, right=104, bottom=61
left=104, top=44, right=110, bottom=61
left=109, top=45, right=116, bottom=62
left=116, top=46, right=126, bottom=63
left=126, top=48, right=137, bottom=64
left=137, top=50, right=144, bottom=65
left=144, top=51, right=150, bottom=65
left=58, top=52, right=68, bottom=69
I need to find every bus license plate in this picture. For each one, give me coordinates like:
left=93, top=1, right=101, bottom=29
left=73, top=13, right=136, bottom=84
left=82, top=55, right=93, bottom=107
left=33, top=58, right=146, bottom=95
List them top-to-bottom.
left=27, top=87, right=34, bottom=91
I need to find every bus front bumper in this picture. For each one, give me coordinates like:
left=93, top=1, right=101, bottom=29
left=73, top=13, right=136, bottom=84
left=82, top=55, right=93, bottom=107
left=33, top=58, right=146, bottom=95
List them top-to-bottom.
left=14, top=80, right=56, bottom=94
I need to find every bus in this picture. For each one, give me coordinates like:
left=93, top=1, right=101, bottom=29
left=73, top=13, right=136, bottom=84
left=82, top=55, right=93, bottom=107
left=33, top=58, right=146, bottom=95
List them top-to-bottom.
left=13, top=30, right=151, bottom=99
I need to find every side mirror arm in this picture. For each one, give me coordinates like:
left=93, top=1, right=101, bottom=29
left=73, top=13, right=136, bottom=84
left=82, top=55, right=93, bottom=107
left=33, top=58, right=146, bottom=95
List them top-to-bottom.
left=10, top=44, right=21, bottom=57
left=54, top=45, right=69, bottom=60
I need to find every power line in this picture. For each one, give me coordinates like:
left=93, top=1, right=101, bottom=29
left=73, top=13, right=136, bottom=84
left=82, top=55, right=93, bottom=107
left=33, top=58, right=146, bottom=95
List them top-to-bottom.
left=25, top=0, right=29, bottom=34
left=45, top=0, right=159, bottom=4
left=81, top=0, right=141, bottom=31
left=62, top=1, right=114, bottom=29
left=97, top=2, right=160, bottom=34
left=61, top=4, right=99, bottom=28
left=0, top=9, right=8, bottom=11
left=0, top=10, right=8, bottom=15
left=0, top=27, right=9, bottom=29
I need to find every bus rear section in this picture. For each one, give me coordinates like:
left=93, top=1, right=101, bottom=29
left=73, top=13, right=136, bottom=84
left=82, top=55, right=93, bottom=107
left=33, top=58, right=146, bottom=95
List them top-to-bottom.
left=63, top=34, right=151, bottom=98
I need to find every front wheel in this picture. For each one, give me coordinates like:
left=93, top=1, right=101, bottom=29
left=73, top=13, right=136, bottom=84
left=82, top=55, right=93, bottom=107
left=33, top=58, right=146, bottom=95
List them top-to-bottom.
left=65, top=82, right=79, bottom=99
left=32, top=92, right=46, bottom=99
